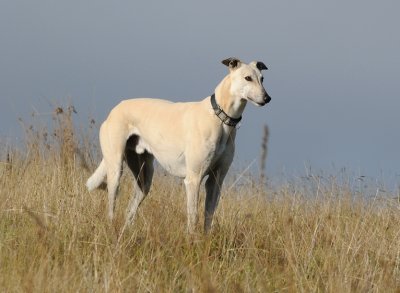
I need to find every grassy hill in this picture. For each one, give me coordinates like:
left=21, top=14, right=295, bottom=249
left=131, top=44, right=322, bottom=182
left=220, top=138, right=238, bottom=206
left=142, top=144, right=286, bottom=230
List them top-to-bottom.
left=1, top=106, right=399, bottom=292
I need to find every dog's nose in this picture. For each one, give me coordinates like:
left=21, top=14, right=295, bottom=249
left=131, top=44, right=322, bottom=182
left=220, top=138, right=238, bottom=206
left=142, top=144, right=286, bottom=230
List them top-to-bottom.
left=264, top=93, right=271, bottom=104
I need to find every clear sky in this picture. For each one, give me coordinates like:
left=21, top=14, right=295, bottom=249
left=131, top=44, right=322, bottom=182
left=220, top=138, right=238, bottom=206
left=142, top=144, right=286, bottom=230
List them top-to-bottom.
left=1, top=1, right=399, bottom=185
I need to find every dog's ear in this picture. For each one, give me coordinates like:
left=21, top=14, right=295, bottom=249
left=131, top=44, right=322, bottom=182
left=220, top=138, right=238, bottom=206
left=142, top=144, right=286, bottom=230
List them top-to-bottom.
left=222, top=57, right=241, bottom=71
left=255, top=61, right=268, bottom=71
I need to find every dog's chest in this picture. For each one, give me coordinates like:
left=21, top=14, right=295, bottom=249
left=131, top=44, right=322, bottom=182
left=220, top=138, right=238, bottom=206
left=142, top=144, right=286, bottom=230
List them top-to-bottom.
left=207, top=126, right=233, bottom=163
left=214, top=130, right=229, bottom=155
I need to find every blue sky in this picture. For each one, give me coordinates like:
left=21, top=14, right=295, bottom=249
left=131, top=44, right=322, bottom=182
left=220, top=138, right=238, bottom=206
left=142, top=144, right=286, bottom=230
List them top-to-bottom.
left=1, top=1, right=399, bottom=185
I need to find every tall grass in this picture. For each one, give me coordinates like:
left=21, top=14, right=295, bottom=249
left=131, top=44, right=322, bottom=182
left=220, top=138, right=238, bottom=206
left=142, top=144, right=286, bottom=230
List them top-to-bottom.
left=0, top=105, right=399, bottom=292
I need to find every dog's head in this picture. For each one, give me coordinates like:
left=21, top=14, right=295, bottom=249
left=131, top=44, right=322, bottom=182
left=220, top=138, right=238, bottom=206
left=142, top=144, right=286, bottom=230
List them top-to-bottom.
left=222, top=57, right=271, bottom=106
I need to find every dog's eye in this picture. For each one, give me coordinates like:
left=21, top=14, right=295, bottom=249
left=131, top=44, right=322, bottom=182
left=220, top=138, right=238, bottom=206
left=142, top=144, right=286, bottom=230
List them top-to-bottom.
left=245, top=76, right=252, bottom=81
left=261, top=76, right=264, bottom=83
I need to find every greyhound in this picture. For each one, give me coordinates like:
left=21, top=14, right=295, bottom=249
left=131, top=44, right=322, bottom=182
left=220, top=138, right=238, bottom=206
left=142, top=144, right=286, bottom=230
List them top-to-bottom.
left=86, top=57, right=271, bottom=233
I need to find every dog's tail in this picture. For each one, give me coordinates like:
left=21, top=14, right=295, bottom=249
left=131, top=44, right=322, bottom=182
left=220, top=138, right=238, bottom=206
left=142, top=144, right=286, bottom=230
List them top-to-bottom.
left=86, top=159, right=106, bottom=191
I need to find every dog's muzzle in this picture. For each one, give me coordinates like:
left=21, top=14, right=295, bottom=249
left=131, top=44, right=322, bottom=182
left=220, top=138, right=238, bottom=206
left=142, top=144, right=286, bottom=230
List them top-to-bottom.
left=255, top=92, right=271, bottom=106
left=264, top=92, right=272, bottom=104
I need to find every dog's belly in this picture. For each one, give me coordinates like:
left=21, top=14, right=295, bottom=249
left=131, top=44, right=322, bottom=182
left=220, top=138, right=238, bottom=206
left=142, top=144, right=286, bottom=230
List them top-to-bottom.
left=129, top=122, right=232, bottom=179
left=135, top=136, right=187, bottom=178
left=155, top=152, right=186, bottom=178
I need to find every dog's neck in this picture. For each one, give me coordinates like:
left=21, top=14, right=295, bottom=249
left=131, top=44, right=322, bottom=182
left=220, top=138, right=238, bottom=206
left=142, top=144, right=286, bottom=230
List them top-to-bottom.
left=214, top=75, right=247, bottom=120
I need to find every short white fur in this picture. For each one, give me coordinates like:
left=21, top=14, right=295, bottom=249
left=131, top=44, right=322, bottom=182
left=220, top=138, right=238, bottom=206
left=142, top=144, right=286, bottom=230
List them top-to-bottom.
left=86, top=57, right=271, bottom=233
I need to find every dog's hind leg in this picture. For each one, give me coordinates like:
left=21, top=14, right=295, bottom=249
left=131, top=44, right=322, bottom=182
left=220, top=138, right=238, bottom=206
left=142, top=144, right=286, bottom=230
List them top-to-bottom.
left=100, top=122, right=126, bottom=220
left=125, top=148, right=154, bottom=225
left=105, top=156, right=123, bottom=220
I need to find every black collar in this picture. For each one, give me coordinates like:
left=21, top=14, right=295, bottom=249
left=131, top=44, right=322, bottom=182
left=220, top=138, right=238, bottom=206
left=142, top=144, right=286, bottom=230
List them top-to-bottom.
left=210, top=94, right=242, bottom=127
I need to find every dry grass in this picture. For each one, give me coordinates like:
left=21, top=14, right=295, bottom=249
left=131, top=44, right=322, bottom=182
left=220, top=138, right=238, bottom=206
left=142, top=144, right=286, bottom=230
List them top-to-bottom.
left=1, top=106, right=399, bottom=292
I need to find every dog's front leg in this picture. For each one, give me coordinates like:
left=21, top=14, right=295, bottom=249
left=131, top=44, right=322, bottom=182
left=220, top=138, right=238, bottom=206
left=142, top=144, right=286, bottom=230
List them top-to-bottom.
left=204, top=143, right=234, bottom=232
left=204, top=167, right=231, bottom=232
left=204, top=171, right=223, bottom=233
left=184, top=173, right=202, bottom=234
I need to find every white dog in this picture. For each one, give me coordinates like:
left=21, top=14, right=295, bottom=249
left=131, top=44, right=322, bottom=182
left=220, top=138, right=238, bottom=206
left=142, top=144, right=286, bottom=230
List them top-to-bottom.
left=86, top=57, right=271, bottom=233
